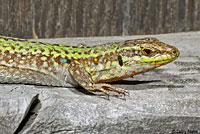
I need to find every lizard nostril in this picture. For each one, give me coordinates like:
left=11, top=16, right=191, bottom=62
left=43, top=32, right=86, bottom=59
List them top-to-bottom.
left=171, top=47, right=180, bottom=57
left=172, top=50, right=176, bottom=54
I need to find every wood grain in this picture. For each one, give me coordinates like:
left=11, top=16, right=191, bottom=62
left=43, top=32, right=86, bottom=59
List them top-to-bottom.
left=0, top=0, right=199, bottom=38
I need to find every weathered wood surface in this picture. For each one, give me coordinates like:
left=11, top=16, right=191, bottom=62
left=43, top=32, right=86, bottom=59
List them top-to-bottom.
left=0, top=0, right=200, bottom=38
left=0, top=32, right=200, bottom=134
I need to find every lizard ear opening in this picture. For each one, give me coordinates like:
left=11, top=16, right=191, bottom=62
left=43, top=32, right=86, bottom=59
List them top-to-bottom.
left=118, top=55, right=123, bottom=66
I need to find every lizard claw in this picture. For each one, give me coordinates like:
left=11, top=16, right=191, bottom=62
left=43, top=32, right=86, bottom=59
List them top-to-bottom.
left=99, top=84, right=130, bottom=99
left=119, top=89, right=130, bottom=100
left=123, top=90, right=130, bottom=97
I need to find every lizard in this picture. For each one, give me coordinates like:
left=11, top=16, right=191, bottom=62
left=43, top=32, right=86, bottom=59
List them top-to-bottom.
left=0, top=36, right=179, bottom=95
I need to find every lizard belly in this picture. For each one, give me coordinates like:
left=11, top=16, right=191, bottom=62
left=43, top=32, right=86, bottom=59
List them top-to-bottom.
left=0, top=65, right=79, bottom=87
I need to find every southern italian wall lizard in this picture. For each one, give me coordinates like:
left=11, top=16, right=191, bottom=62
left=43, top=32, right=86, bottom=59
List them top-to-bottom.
left=0, top=36, right=179, bottom=95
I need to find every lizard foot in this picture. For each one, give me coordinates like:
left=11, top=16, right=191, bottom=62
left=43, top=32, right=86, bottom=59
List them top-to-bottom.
left=68, top=64, right=129, bottom=97
left=85, top=83, right=129, bottom=100
left=94, top=83, right=129, bottom=95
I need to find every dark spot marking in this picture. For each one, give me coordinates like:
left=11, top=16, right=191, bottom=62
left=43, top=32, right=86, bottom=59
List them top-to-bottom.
left=11, top=38, right=17, bottom=41
left=18, top=39, right=27, bottom=42
left=31, top=41, right=37, bottom=43
left=38, top=42, right=45, bottom=45
left=53, top=43, right=60, bottom=46
left=11, top=45, right=15, bottom=50
left=63, top=45, right=70, bottom=47
left=19, top=46, right=23, bottom=50
left=72, top=46, right=77, bottom=48
left=26, top=48, right=29, bottom=51
left=40, top=49, right=45, bottom=52
left=49, top=49, right=53, bottom=54
left=55, top=49, right=61, bottom=53
left=3, top=50, right=10, bottom=62
left=4, top=50, right=10, bottom=55
left=65, top=50, right=69, bottom=54
left=84, top=51, right=90, bottom=55
left=18, top=52, right=23, bottom=55
left=78, top=52, right=81, bottom=55
left=11, top=53, right=16, bottom=59
left=46, top=54, right=53, bottom=61
left=36, top=55, right=44, bottom=67
left=118, top=55, right=123, bottom=66
left=54, top=56, right=62, bottom=64
left=70, top=57, right=75, bottom=61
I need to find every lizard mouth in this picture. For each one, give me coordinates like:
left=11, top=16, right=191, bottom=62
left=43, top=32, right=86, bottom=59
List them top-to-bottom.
left=144, top=46, right=180, bottom=66
left=152, top=47, right=180, bottom=66
left=127, top=53, right=179, bottom=68
left=153, top=54, right=178, bottom=64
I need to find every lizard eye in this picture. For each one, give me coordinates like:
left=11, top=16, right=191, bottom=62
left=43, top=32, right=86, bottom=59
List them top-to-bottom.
left=143, top=49, right=152, bottom=55
left=118, top=55, right=123, bottom=66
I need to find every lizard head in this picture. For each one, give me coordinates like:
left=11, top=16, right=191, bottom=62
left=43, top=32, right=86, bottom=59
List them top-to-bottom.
left=117, top=37, right=180, bottom=73
left=93, top=38, right=180, bottom=83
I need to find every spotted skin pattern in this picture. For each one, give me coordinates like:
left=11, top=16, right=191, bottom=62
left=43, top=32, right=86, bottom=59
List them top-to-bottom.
left=0, top=36, right=179, bottom=95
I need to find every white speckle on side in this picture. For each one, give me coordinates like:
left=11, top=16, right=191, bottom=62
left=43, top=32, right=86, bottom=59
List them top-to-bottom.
left=17, top=54, right=22, bottom=57
left=27, top=55, right=32, bottom=59
left=41, top=56, right=47, bottom=61
left=21, top=57, right=26, bottom=60
left=99, top=57, right=103, bottom=63
left=8, top=59, right=14, bottom=63
left=1, top=60, right=7, bottom=64
left=19, top=60, right=24, bottom=64
left=31, top=60, right=38, bottom=68
left=88, top=61, right=92, bottom=66
left=43, top=62, right=48, bottom=67
left=54, top=62, right=59, bottom=67
left=90, top=63, right=96, bottom=68
left=95, top=63, right=103, bottom=70
left=48, top=67, right=52, bottom=71
left=75, top=70, right=80, bottom=75
left=88, top=83, right=92, bottom=86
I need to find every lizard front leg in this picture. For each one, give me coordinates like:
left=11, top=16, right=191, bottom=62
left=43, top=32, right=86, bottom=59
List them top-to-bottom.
left=68, top=64, right=128, bottom=95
